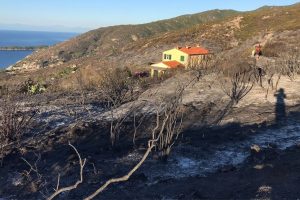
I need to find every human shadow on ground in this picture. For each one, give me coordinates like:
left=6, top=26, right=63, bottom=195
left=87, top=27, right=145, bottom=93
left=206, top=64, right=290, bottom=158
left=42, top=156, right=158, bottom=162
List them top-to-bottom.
left=274, top=88, right=287, bottom=124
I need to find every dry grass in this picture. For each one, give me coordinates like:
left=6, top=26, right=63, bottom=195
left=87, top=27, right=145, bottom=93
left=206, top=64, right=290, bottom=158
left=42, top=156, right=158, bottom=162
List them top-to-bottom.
left=263, top=41, right=287, bottom=57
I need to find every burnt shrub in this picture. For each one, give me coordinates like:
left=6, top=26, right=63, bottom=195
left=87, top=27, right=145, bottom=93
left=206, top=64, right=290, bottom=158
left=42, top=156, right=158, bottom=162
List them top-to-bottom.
left=263, top=42, right=287, bottom=57
left=0, top=96, right=36, bottom=166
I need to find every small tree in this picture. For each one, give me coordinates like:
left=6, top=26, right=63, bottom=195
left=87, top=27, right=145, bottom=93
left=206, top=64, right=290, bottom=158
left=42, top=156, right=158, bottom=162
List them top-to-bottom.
left=265, top=48, right=300, bottom=92
left=277, top=49, right=300, bottom=81
left=188, top=54, right=216, bottom=81
left=262, top=60, right=276, bottom=98
left=98, top=67, right=136, bottom=146
left=99, top=67, right=134, bottom=107
left=221, top=69, right=254, bottom=105
left=84, top=85, right=186, bottom=199
left=152, top=86, right=185, bottom=158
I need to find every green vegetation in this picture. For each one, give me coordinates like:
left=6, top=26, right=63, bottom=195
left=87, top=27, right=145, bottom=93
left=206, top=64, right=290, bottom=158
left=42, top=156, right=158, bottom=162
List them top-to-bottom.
left=137, top=9, right=240, bottom=37
left=57, top=66, right=78, bottom=78
left=20, top=79, right=47, bottom=94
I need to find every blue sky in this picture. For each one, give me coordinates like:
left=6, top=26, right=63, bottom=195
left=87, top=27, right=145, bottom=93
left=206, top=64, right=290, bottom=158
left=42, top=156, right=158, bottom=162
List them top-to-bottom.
left=0, top=0, right=299, bottom=32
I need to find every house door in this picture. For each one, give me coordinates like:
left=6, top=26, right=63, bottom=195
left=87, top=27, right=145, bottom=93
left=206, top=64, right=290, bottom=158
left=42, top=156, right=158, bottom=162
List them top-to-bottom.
left=153, top=70, right=158, bottom=78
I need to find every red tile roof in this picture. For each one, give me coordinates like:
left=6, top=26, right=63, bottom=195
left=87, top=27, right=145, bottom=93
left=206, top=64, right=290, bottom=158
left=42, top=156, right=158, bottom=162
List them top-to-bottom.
left=178, top=47, right=209, bottom=55
left=162, top=61, right=183, bottom=68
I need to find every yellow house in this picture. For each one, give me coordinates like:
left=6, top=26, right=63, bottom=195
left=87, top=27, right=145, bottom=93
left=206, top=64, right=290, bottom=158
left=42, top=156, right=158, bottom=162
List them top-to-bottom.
left=150, top=46, right=210, bottom=78
left=150, top=61, right=184, bottom=78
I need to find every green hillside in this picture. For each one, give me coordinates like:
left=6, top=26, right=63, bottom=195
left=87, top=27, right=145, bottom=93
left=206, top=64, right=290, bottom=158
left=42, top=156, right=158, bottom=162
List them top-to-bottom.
left=9, top=3, right=300, bottom=75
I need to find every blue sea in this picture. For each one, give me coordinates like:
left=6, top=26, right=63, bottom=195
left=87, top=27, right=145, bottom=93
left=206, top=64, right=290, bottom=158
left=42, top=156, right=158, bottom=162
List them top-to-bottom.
left=0, top=30, right=78, bottom=69
left=0, top=50, right=33, bottom=69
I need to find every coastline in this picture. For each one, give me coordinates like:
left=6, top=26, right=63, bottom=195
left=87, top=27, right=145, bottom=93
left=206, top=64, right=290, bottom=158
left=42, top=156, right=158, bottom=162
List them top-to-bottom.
left=0, top=46, right=48, bottom=51
left=0, top=50, right=34, bottom=70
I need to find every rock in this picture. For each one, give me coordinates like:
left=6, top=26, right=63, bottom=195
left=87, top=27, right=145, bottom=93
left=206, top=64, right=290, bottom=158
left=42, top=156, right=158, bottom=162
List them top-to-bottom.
left=131, top=35, right=139, bottom=41
left=251, top=144, right=261, bottom=153
left=253, top=164, right=273, bottom=170
left=253, top=164, right=264, bottom=170
left=9, top=172, right=24, bottom=186
left=29, top=182, right=38, bottom=193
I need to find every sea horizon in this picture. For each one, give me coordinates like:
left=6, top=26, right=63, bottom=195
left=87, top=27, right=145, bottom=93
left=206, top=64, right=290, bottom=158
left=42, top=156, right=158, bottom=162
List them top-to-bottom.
left=0, top=28, right=79, bottom=34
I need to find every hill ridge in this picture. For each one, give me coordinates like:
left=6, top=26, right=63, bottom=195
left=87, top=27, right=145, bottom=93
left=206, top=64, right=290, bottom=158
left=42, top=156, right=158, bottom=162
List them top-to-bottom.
left=9, top=3, right=300, bottom=73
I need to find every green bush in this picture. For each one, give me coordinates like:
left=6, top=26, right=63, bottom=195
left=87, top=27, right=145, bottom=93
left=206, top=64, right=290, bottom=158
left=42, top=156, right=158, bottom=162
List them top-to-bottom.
left=20, top=79, right=47, bottom=95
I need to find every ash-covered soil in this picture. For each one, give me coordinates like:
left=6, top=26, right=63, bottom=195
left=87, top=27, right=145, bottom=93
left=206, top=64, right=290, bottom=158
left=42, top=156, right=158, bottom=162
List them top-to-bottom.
left=1, top=74, right=300, bottom=200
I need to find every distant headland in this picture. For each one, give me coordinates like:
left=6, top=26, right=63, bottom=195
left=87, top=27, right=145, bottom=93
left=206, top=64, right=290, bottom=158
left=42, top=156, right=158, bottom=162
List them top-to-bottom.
left=0, top=45, right=48, bottom=51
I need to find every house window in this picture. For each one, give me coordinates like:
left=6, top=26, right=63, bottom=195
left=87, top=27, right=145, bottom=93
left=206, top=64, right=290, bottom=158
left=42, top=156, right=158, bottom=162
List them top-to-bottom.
left=164, top=54, right=172, bottom=60
left=180, top=56, right=185, bottom=62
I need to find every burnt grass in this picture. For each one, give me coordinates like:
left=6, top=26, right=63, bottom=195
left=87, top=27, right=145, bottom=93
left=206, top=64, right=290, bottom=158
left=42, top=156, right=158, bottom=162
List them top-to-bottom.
left=0, top=98, right=300, bottom=199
